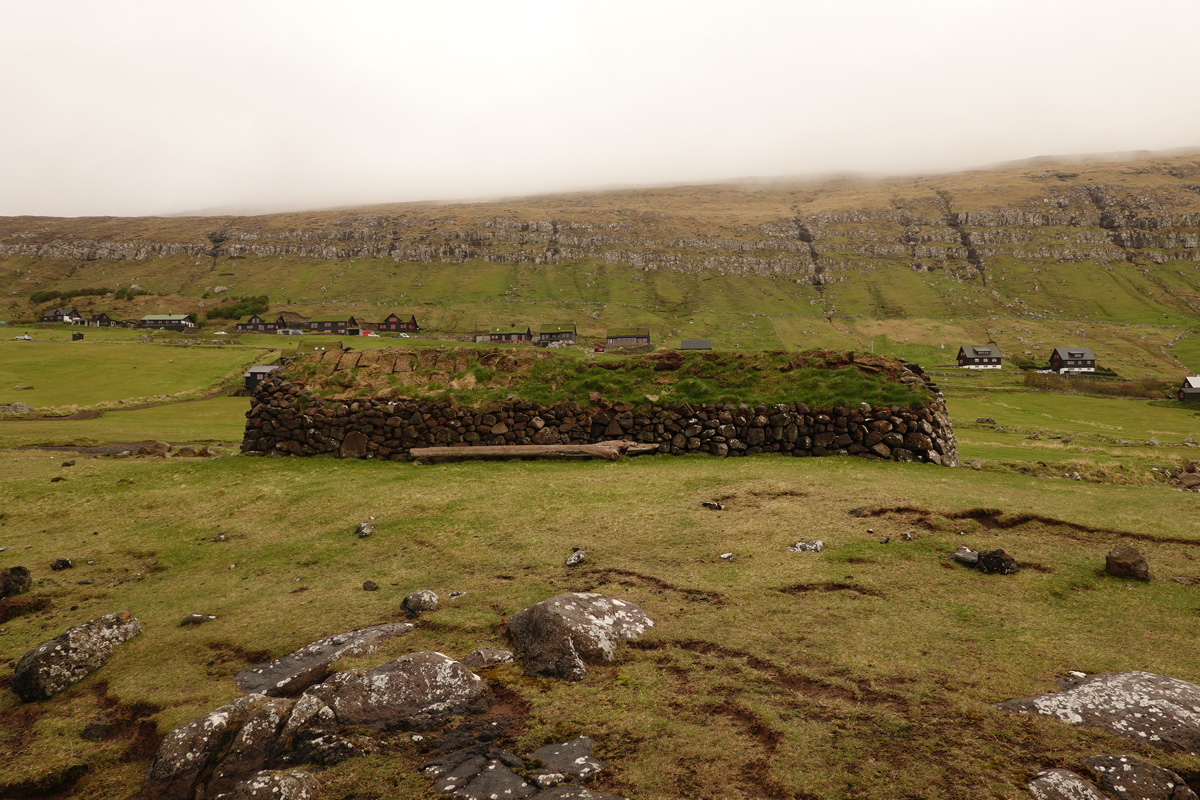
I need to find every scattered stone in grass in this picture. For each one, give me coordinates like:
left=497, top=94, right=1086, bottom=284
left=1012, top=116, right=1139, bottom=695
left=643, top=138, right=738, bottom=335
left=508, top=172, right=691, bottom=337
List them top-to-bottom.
left=976, top=417, right=996, bottom=425
left=969, top=458, right=983, bottom=471
left=61, top=459, right=75, bottom=467
left=1069, top=472, right=1082, bottom=481
left=50, top=476, right=66, bottom=483
left=115, top=478, right=133, bottom=485
left=701, top=501, right=724, bottom=510
left=849, top=508, right=864, bottom=517
left=354, top=522, right=374, bottom=538
left=901, top=532, right=914, bottom=541
left=211, top=533, right=227, bottom=542
left=879, top=537, right=890, bottom=544
left=789, top=540, right=823, bottom=553
left=1105, top=545, right=1150, bottom=581
left=951, top=546, right=979, bottom=566
left=976, top=549, right=1019, bottom=575
left=565, top=550, right=586, bottom=568
left=719, top=552, right=734, bottom=561
left=51, top=557, right=73, bottom=571
left=1, top=566, right=32, bottom=598
left=362, top=581, right=379, bottom=591
left=403, top=590, right=439, bottom=617
left=449, top=591, right=466, bottom=600
left=507, top=593, right=654, bottom=681
left=11, top=612, right=143, bottom=701
left=180, top=613, right=218, bottom=626
left=233, top=622, right=414, bottom=696
left=462, top=647, right=514, bottom=669
left=998, top=671, right=1200, bottom=754
left=80, top=721, right=113, bottom=741
left=1084, top=755, right=1198, bottom=800
left=1027, top=768, right=1106, bottom=800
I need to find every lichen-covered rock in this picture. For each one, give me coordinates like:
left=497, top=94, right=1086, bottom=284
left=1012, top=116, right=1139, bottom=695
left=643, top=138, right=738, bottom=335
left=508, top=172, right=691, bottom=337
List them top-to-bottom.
left=1106, top=545, right=1150, bottom=581
left=951, top=546, right=979, bottom=566
left=402, top=589, right=438, bottom=616
left=507, top=593, right=654, bottom=681
left=11, top=612, right=142, bottom=702
left=234, top=622, right=413, bottom=696
left=462, top=647, right=514, bottom=669
left=304, top=651, right=486, bottom=730
left=998, top=672, right=1200, bottom=754
left=142, top=694, right=278, bottom=800
left=203, top=697, right=296, bottom=799
left=530, top=736, right=605, bottom=782
left=1083, top=755, right=1199, bottom=800
left=457, top=759, right=536, bottom=800
left=1027, top=769, right=1107, bottom=800
left=230, top=770, right=319, bottom=800
left=530, top=787, right=630, bottom=800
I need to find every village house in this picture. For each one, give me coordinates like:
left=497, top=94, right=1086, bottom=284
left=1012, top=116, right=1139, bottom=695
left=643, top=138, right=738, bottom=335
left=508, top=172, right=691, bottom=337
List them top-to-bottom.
left=41, top=306, right=82, bottom=324
left=81, top=312, right=120, bottom=327
left=377, top=312, right=419, bottom=333
left=235, top=313, right=279, bottom=334
left=139, top=314, right=196, bottom=331
left=307, top=315, right=360, bottom=336
left=538, top=324, right=577, bottom=345
left=489, top=325, right=532, bottom=343
left=606, top=327, right=651, bottom=347
left=680, top=339, right=712, bottom=351
left=957, top=345, right=1003, bottom=369
left=1049, top=346, right=1096, bottom=373
left=243, top=365, right=281, bottom=394
left=1179, top=376, right=1200, bottom=402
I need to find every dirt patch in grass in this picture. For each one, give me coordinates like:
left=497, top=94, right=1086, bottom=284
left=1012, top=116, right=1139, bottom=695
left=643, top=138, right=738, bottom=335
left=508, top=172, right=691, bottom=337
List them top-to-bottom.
left=575, top=568, right=726, bottom=605
left=779, top=582, right=884, bottom=598
left=0, top=595, right=52, bottom=623
left=0, top=764, right=90, bottom=800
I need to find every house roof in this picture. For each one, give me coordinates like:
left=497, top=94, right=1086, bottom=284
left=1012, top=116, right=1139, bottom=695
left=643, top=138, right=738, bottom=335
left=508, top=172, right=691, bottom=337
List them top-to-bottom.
left=49, top=307, right=79, bottom=316
left=383, top=311, right=416, bottom=320
left=276, top=312, right=308, bottom=323
left=141, top=314, right=193, bottom=321
left=237, top=315, right=263, bottom=324
left=309, top=315, right=357, bottom=323
left=540, top=324, right=576, bottom=334
left=491, top=326, right=530, bottom=335
left=607, top=327, right=650, bottom=338
left=681, top=339, right=712, bottom=350
left=960, top=345, right=1002, bottom=358
left=1052, top=346, right=1095, bottom=361
left=245, top=365, right=280, bottom=375
left=1185, top=377, right=1200, bottom=389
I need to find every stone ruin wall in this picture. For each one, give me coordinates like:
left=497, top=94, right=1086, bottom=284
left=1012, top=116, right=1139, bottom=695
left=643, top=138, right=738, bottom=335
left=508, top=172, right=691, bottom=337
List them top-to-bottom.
left=241, top=361, right=959, bottom=467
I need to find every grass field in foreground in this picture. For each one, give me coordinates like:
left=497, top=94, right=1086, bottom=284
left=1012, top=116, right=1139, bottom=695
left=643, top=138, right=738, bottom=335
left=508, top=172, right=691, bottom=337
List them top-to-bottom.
left=1, top=452, right=1198, bottom=800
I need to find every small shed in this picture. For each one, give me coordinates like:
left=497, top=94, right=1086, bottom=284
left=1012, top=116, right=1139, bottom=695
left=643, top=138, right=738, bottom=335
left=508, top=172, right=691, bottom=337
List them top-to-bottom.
left=680, top=339, right=712, bottom=351
left=957, top=345, right=1002, bottom=369
left=1049, top=347, right=1096, bottom=373
left=244, top=365, right=281, bottom=393
left=1180, top=376, right=1200, bottom=402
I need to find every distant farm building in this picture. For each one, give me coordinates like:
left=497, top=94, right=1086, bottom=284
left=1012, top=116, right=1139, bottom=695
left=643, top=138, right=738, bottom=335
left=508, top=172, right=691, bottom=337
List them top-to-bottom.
left=41, top=307, right=82, bottom=324
left=85, top=312, right=119, bottom=327
left=378, top=312, right=419, bottom=333
left=139, top=314, right=196, bottom=331
left=236, top=314, right=278, bottom=334
left=308, top=316, right=360, bottom=336
left=539, top=324, right=577, bottom=345
left=489, top=325, right=532, bottom=343
left=606, top=327, right=651, bottom=347
left=680, top=339, right=712, bottom=351
left=957, top=345, right=1002, bottom=369
left=1049, top=347, right=1096, bottom=373
left=244, top=365, right=281, bottom=393
left=1180, top=376, right=1200, bottom=402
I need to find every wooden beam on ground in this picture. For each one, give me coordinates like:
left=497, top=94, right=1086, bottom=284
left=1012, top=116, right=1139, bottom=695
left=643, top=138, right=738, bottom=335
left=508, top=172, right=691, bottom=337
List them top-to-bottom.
left=409, top=440, right=659, bottom=462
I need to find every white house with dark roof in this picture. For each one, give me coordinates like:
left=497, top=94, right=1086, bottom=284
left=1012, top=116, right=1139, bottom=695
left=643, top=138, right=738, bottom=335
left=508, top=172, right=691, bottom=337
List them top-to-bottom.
left=957, top=345, right=1002, bottom=369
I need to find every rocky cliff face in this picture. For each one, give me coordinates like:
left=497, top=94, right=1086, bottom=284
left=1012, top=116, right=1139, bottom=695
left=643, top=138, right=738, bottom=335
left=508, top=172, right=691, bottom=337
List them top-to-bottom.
left=3, top=155, right=1199, bottom=287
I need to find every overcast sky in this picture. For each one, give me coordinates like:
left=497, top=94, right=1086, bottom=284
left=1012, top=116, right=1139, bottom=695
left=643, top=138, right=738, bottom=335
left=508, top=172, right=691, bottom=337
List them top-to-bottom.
left=2, top=0, right=1199, bottom=217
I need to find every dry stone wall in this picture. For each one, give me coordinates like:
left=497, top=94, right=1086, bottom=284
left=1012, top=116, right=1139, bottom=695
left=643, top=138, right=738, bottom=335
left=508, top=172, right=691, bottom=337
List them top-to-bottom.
left=241, top=366, right=959, bottom=467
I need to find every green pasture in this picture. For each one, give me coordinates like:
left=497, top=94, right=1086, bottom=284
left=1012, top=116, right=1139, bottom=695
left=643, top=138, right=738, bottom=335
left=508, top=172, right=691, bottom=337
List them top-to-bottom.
left=0, top=397, right=247, bottom=448
left=2, top=451, right=1199, bottom=799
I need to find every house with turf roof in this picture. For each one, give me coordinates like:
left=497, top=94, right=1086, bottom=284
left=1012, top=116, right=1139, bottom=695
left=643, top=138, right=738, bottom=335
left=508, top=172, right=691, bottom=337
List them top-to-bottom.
left=85, top=312, right=120, bottom=327
left=378, top=312, right=419, bottom=333
left=236, top=313, right=278, bottom=333
left=139, top=314, right=196, bottom=331
left=308, top=315, right=360, bottom=336
left=538, top=323, right=576, bottom=345
left=489, top=325, right=532, bottom=343
left=606, top=327, right=651, bottom=347
left=681, top=339, right=712, bottom=351
left=957, top=345, right=1002, bottom=369
left=1049, top=346, right=1096, bottom=373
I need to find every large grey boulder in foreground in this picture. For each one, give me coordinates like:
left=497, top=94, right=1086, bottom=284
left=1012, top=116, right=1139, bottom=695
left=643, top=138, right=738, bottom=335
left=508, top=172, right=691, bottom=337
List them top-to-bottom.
left=507, top=593, right=654, bottom=681
left=11, top=612, right=142, bottom=701
left=234, top=622, right=413, bottom=696
left=998, top=671, right=1200, bottom=754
